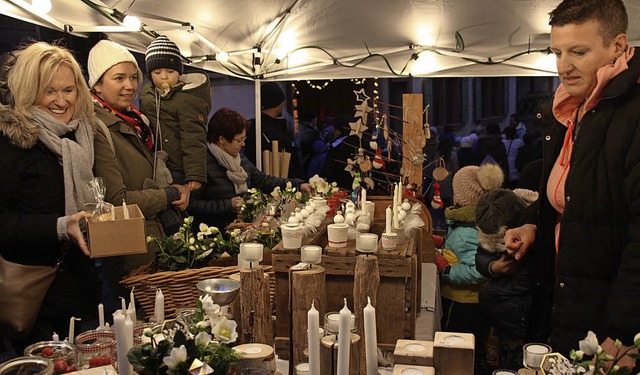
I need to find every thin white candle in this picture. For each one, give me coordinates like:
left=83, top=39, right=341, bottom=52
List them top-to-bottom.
left=398, top=180, right=403, bottom=205
left=393, top=183, right=398, bottom=208
left=361, top=189, right=367, bottom=210
left=122, top=199, right=129, bottom=219
left=110, top=205, right=115, bottom=220
left=385, top=206, right=392, bottom=234
left=129, top=288, right=136, bottom=325
left=155, top=289, right=165, bottom=323
left=120, top=297, right=127, bottom=314
left=364, top=297, right=378, bottom=375
left=337, top=298, right=351, bottom=375
left=127, top=301, right=137, bottom=326
left=308, top=301, right=320, bottom=375
left=98, top=303, right=105, bottom=330
left=114, top=311, right=133, bottom=375
left=124, top=313, right=134, bottom=349
left=68, top=317, right=78, bottom=344
left=52, top=332, right=59, bottom=342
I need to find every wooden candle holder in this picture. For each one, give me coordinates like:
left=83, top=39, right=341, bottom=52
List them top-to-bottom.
left=353, top=254, right=380, bottom=372
left=291, top=265, right=326, bottom=365
left=238, top=267, right=273, bottom=344
left=433, top=331, right=475, bottom=375
left=320, top=334, right=360, bottom=375
left=393, top=339, right=434, bottom=367
left=229, top=343, right=275, bottom=374
left=392, top=364, right=435, bottom=375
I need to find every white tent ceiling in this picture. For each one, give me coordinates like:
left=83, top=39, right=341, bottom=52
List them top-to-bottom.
left=2, top=0, right=640, bottom=80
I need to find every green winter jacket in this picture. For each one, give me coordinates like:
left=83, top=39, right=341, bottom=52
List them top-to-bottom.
left=140, top=72, right=211, bottom=185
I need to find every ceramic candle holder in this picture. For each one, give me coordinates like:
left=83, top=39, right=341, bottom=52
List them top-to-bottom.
left=281, top=223, right=304, bottom=249
left=327, top=223, right=349, bottom=248
left=381, top=232, right=400, bottom=251
left=356, top=233, right=378, bottom=253
left=324, top=312, right=357, bottom=334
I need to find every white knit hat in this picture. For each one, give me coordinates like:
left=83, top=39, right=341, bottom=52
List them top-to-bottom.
left=88, top=40, right=141, bottom=88
left=452, top=163, right=504, bottom=206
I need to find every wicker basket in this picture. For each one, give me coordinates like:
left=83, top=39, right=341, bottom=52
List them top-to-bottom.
left=121, top=263, right=275, bottom=321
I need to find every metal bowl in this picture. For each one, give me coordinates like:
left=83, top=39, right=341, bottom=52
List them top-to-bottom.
left=196, top=278, right=241, bottom=306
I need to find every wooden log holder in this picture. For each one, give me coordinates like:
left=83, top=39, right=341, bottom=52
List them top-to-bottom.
left=353, top=254, right=379, bottom=373
left=290, top=265, right=326, bottom=365
left=238, top=267, right=273, bottom=345
left=320, top=334, right=360, bottom=375
left=229, top=343, right=276, bottom=374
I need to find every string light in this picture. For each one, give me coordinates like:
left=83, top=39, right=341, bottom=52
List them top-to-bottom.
left=351, top=78, right=367, bottom=85
left=291, top=83, right=300, bottom=95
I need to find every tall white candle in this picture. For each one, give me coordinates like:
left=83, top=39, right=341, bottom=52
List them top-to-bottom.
left=398, top=180, right=403, bottom=205
left=393, top=183, right=398, bottom=208
left=361, top=189, right=367, bottom=210
left=122, top=199, right=129, bottom=219
left=110, top=205, right=115, bottom=221
left=385, top=206, right=392, bottom=234
left=129, top=289, right=136, bottom=325
left=155, top=289, right=165, bottom=323
left=120, top=297, right=127, bottom=314
left=364, top=297, right=378, bottom=375
left=337, top=298, right=351, bottom=375
left=127, top=301, right=137, bottom=326
left=308, top=301, right=320, bottom=375
left=98, top=303, right=105, bottom=330
left=114, top=311, right=133, bottom=375
left=124, top=313, right=134, bottom=349
left=68, top=317, right=78, bottom=344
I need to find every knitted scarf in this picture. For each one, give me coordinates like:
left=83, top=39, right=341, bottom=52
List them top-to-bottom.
left=91, top=92, right=154, bottom=151
left=31, top=107, right=94, bottom=215
left=207, top=142, right=248, bottom=194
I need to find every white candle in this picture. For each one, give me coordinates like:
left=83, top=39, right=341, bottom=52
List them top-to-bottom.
left=398, top=180, right=403, bottom=205
left=393, top=183, right=398, bottom=208
left=361, top=189, right=367, bottom=209
left=122, top=199, right=129, bottom=219
left=393, top=202, right=399, bottom=229
left=110, top=205, right=115, bottom=220
left=385, top=206, right=392, bottom=234
left=356, top=233, right=378, bottom=253
left=240, top=243, right=263, bottom=265
left=301, top=245, right=322, bottom=264
left=129, top=289, right=136, bottom=325
left=155, top=289, right=165, bottom=323
left=120, top=297, right=127, bottom=314
left=364, top=297, right=378, bottom=375
left=337, top=299, right=351, bottom=375
left=127, top=301, right=137, bottom=326
left=308, top=301, right=320, bottom=375
left=98, top=303, right=105, bottom=330
left=113, top=311, right=133, bottom=375
left=124, top=313, right=134, bottom=348
left=326, top=313, right=340, bottom=334
left=68, top=317, right=78, bottom=344
left=52, top=332, right=59, bottom=342
left=295, top=363, right=310, bottom=375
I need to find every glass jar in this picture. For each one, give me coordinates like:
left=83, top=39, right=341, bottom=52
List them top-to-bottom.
left=74, top=329, right=116, bottom=369
left=24, top=340, right=77, bottom=369
left=0, top=356, right=53, bottom=375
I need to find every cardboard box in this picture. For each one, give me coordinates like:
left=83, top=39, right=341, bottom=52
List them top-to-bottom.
left=87, top=204, right=147, bottom=258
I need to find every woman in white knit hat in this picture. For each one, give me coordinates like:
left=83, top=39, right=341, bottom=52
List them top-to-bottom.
left=87, top=39, right=190, bottom=318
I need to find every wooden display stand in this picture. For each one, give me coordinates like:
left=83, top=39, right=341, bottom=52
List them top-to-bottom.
left=272, top=197, right=422, bottom=359
left=353, top=254, right=379, bottom=372
left=290, top=265, right=326, bottom=365
left=238, top=267, right=273, bottom=345
left=433, top=331, right=475, bottom=375
left=320, top=334, right=360, bottom=375
left=393, top=339, right=434, bottom=366
left=229, top=343, right=276, bottom=374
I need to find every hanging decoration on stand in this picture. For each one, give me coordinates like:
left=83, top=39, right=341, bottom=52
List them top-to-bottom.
left=431, top=181, right=444, bottom=210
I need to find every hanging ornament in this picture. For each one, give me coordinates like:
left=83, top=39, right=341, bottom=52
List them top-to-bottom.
left=372, top=148, right=385, bottom=169
left=359, top=156, right=372, bottom=173
left=432, top=157, right=450, bottom=181
left=352, top=172, right=362, bottom=191
left=431, top=181, right=444, bottom=209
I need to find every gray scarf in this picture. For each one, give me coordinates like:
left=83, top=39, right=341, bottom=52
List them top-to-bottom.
left=31, top=107, right=95, bottom=215
left=207, top=142, right=248, bottom=194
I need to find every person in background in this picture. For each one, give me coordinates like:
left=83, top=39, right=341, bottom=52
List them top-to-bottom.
left=505, top=0, right=640, bottom=367
left=140, top=35, right=210, bottom=192
left=87, top=39, right=190, bottom=317
left=0, top=42, right=100, bottom=351
left=244, top=82, right=302, bottom=178
left=189, top=107, right=311, bottom=230
left=504, top=113, right=526, bottom=140
left=320, top=114, right=359, bottom=190
left=478, top=123, right=508, bottom=176
left=502, top=126, right=524, bottom=188
left=434, top=163, right=504, bottom=374
left=475, top=188, right=552, bottom=371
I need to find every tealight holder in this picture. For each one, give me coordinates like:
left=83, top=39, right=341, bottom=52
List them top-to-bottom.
left=381, top=232, right=400, bottom=251
left=355, top=233, right=378, bottom=253
left=239, top=242, right=264, bottom=268
left=301, top=245, right=322, bottom=265
left=324, top=312, right=357, bottom=334
left=522, top=343, right=551, bottom=373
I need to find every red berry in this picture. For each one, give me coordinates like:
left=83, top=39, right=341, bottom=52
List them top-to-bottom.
left=41, top=347, right=53, bottom=357
left=99, top=356, right=111, bottom=366
left=88, top=357, right=101, bottom=368
left=53, top=360, right=68, bottom=374
left=65, top=365, right=76, bottom=373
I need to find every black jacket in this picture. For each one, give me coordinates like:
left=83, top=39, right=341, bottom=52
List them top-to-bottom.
left=531, top=50, right=640, bottom=355
left=188, top=150, right=303, bottom=230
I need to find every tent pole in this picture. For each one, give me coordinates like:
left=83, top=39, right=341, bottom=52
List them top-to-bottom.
left=255, top=79, right=262, bottom=171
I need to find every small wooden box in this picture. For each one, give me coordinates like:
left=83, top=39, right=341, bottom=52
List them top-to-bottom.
left=433, top=331, right=475, bottom=375
left=394, top=339, right=434, bottom=366
left=392, top=364, right=435, bottom=375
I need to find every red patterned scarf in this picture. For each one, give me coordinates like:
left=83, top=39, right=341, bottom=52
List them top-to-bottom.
left=92, top=92, right=154, bottom=151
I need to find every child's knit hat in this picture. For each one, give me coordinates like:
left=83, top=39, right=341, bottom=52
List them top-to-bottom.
left=145, top=35, right=183, bottom=75
left=452, top=163, right=504, bottom=206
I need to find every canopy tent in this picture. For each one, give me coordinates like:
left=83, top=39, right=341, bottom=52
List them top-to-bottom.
left=4, top=0, right=640, bottom=81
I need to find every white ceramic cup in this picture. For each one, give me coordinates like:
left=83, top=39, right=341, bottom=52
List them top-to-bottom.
left=281, top=223, right=304, bottom=249
left=326, top=223, right=349, bottom=248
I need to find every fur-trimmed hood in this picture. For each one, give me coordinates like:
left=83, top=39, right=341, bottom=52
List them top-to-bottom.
left=0, top=107, right=39, bottom=149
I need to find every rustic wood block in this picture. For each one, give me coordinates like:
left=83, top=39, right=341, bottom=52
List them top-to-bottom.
left=354, top=254, right=380, bottom=372
left=291, top=265, right=326, bottom=365
left=239, top=268, right=272, bottom=345
left=433, top=331, right=475, bottom=375
left=320, top=334, right=360, bottom=375
left=393, top=339, right=434, bottom=366
left=229, top=343, right=275, bottom=374
left=392, top=364, right=435, bottom=375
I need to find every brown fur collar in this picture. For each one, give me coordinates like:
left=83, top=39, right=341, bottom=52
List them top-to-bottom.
left=0, top=107, right=39, bottom=149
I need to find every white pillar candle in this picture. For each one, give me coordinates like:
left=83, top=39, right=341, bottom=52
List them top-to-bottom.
left=361, top=189, right=367, bottom=210
left=122, top=199, right=129, bottom=219
left=110, top=205, right=115, bottom=221
left=385, top=206, right=392, bottom=234
left=240, top=243, right=264, bottom=265
left=301, top=245, right=322, bottom=264
left=155, top=289, right=165, bottom=323
left=364, top=297, right=378, bottom=375
left=337, top=299, right=351, bottom=375
left=308, top=301, right=320, bottom=375
left=98, top=303, right=105, bottom=330
left=114, top=311, right=133, bottom=375
left=124, top=313, right=134, bottom=348
left=326, top=313, right=340, bottom=334
left=52, top=332, right=59, bottom=342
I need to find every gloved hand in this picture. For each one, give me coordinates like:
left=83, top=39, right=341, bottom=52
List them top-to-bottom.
left=432, top=234, right=445, bottom=248
left=435, top=253, right=451, bottom=273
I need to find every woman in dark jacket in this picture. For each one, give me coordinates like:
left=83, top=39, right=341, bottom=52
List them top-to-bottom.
left=506, top=0, right=640, bottom=366
left=0, top=42, right=100, bottom=351
left=189, top=107, right=311, bottom=230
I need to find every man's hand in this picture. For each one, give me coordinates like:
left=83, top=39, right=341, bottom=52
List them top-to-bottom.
left=187, top=181, right=202, bottom=192
left=299, top=183, right=313, bottom=194
left=231, top=196, right=245, bottom=213
left=504, top=223, right=537, bottom=260
left=489, top=253, right=522, bottom=276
